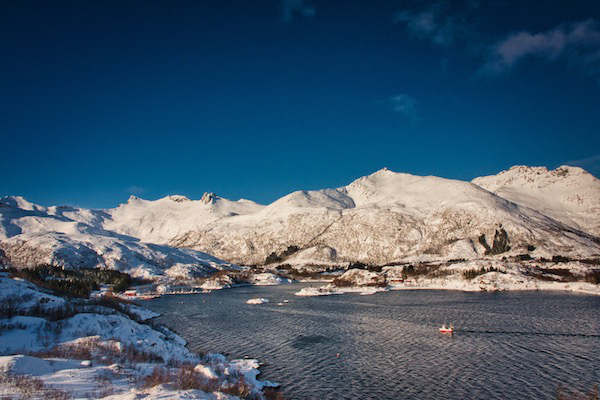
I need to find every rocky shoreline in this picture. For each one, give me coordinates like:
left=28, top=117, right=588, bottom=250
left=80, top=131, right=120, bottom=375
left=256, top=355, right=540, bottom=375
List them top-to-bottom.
left=0, top=272, right=280, bottom=400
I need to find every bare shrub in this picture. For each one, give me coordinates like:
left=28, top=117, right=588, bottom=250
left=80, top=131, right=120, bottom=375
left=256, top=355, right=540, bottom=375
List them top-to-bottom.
left=524, top=266, right=578, bottom=282
left=462, top=267, right=501, bottom=280
left=463, top=268, right=486, bottom=280
left=427, top=269, right=453, bottom=279
left=0, top=292, right=77, bottom=321
left=31, top=337, right=162, bottom=366
left=31, top=339, right=94, bottom=360
left=121, top=342, right=163, bottom=364
left=142, top=364, right=221, bottom=393
left=175, top=364, right=219, bottom=391
left=143, top=366, right=170, bottom=388
left=0, top=372, right=70, bottom=399
left=221, top=376, right=251, bottom=398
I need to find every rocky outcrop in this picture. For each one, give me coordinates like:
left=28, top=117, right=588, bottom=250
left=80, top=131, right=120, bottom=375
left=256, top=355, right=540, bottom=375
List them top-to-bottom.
left=479, top=227, right=511, bottom=256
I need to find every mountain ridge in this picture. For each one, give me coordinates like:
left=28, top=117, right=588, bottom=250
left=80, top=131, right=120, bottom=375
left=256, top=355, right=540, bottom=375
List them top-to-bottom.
left=1, top=166, right=599, bottom=275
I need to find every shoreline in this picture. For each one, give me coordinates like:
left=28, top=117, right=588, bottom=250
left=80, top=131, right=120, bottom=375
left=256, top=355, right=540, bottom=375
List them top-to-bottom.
left=125, top=272, right=600, bottom=300
left=0, top=274, right=279, bottom=399
left=139, top=276, right=600, bottom=300
left=143, top=276, right=600, bottom=400
left=294, top=279, right=600, bottom=297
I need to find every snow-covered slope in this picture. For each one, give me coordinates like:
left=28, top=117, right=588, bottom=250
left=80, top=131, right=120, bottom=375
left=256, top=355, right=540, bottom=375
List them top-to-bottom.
left=472, top=165, right=600, bottom=237
left=3, top=166, right=599, bottom=272
left=104, top=168, right=600, bottom=266
left=104, top=193, right=264, bottom=245
left=0, top=196, right=236, bottom=279
left=0, top=275, right=275, bottom=399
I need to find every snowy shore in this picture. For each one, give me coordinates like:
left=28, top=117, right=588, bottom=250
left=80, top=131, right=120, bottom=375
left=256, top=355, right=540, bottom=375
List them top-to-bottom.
left=123, top=262, right=600, bottom=300
left=294, top=263, right=600, bottom=297
left=0, top=274, right=278, bottom=399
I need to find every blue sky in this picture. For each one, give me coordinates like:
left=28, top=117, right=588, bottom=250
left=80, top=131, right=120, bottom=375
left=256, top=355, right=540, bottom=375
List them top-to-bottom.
left=1, top=0, right=599, bottom=208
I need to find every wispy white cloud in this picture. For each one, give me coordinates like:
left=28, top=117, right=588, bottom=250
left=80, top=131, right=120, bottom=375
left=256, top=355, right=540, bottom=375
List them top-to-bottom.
left=282, top=0, right=315, bottom=23
left=393, top=2, right=470, bottom=47
left=483, top=19, right=600, bottom=80
left=390, top=94, right=418, bottom=120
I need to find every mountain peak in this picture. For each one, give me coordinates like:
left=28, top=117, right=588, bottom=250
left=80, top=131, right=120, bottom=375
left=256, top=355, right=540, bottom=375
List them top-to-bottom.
left=473, top=164, right=600, bottom=236
left=477, top=165, right=596, bottom=186
left=506, top=165, right=548, bottom=174
left=554, top=165, right=588, bottom=176
left=371, top=167, right=394, bottom=176
left=201, top=192, right=217, bottom=205
left=168, top=195, right=191, bottom=203
left=0, top=196, right=40, bottom=211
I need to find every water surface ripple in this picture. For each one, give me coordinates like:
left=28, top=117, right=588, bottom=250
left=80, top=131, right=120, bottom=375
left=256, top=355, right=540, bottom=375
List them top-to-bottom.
left=147, top=284, right=600, bottom=400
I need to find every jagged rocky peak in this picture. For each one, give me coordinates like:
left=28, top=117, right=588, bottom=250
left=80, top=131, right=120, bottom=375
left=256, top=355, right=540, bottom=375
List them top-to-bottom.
left=474, top=164, right=599, bottom=192
left=490, top=165, right=589, bottom=183
left=507, top=165, right=549, bottom=174
left=552, top=165, right=588, bottom=176
left=201, top=192, right=217, bottom=205
left=168, top=195, right=191, bottom=203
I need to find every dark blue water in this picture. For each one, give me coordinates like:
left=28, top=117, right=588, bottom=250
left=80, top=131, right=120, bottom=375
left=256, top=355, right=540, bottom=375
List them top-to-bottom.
left=146, top=284, right=600, bottom=400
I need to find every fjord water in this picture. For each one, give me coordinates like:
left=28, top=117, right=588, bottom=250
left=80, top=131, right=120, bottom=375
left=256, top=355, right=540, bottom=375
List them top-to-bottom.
left=147, top=285, right=600, bottom=400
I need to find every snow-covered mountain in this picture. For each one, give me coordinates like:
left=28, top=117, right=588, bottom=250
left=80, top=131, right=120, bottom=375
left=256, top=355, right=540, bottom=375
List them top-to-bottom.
left=472, top=165, right=600, bottom=237
left=2, top=166, right=599, bottom=273
left=107, top=167, right=600, bottom=266
left=103, top=193, right=264, bottom=245
left=0, top=196, right=237, bottom=280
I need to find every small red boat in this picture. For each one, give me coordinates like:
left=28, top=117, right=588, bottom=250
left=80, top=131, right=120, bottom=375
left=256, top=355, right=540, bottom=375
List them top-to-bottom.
left=439, top=324, right=454, bottom=334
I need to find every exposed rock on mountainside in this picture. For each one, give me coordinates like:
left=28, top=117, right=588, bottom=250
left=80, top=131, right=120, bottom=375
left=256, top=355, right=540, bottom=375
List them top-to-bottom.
left=478, top=227, right=511, bottom=256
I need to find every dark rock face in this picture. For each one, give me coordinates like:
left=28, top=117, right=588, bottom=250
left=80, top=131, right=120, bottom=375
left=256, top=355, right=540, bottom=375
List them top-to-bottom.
left=479, top=228, right=511, bottom=255
left=490, top=228, right=511, bottom=255
left=478, top=234, right=491, bottom=254
left=264, top=245, right=301, bottom=264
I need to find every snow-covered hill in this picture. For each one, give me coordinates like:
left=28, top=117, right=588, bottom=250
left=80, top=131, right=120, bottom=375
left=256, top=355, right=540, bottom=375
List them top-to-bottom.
left=472, top=165, right=600, bottom=237
left=2, top=166, right=599, bottom=274
left=106, top=168, right=600, bottom=266
left=104, top=193, right=264, bottom=245
left=0, top=196, right=237, bottom=280
left=0, top=274, right=275, bottom=399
